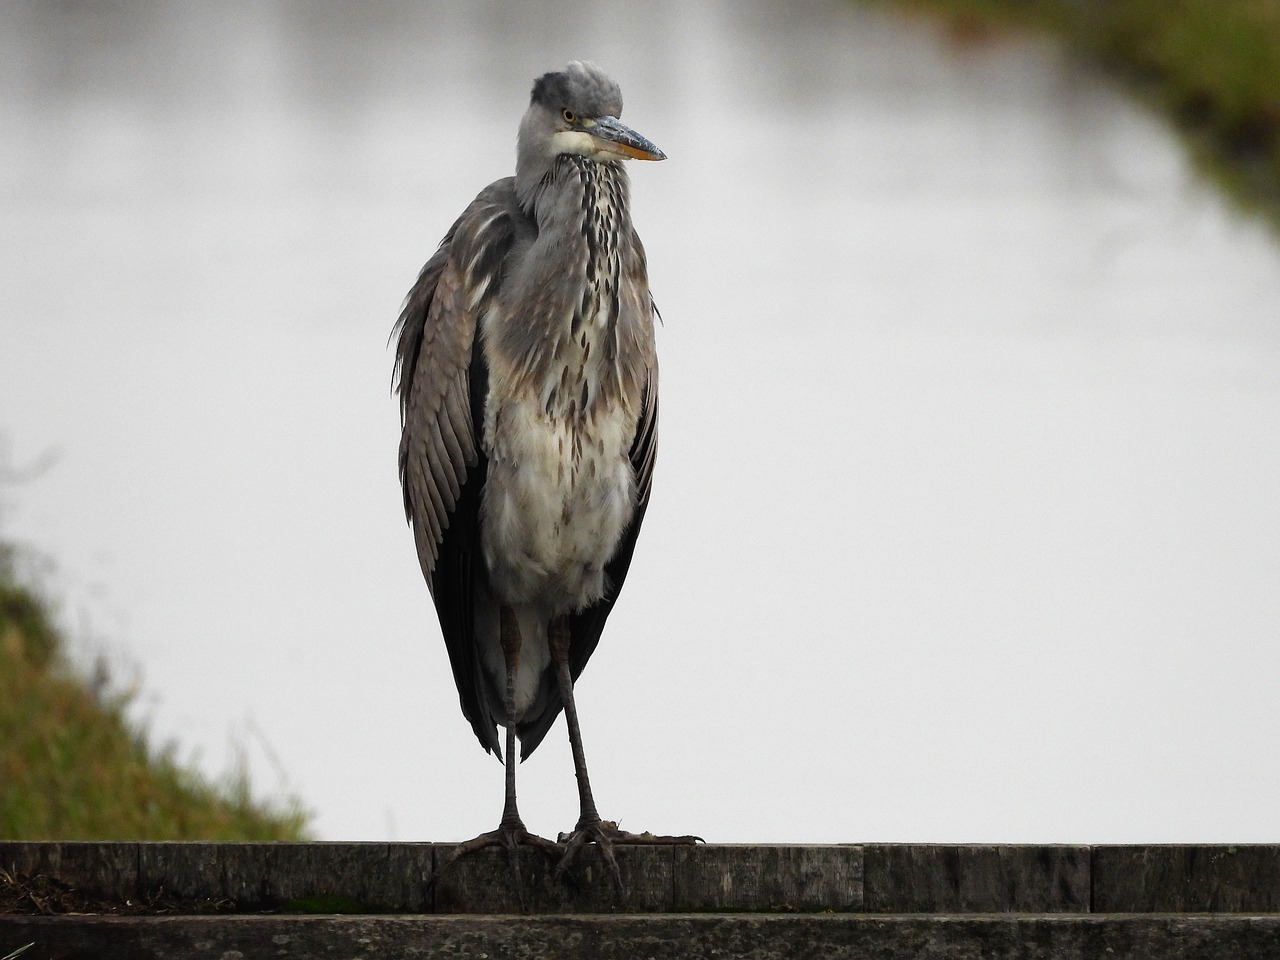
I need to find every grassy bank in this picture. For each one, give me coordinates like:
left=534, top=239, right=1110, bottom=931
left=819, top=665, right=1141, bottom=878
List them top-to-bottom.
left=863, top=0, right=1280, bottom=223
left=1, top=545, right=309, bottom=841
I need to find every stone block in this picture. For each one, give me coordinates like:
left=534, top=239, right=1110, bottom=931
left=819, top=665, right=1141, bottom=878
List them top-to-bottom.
left=673, top=844, right=863, bottom=911
left=864, top=844, right=1090, bottom=912
left=1094, top=845, right=1280, bottom=913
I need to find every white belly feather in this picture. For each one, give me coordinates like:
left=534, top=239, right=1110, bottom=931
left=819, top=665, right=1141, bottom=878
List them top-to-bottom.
left=476, top=394, right=636, bottom=722
left=481, top=399, right=636, bottom=612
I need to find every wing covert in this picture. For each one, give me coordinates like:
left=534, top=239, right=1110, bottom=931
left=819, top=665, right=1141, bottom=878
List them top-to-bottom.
left=394, top=178, right=520, bottom=754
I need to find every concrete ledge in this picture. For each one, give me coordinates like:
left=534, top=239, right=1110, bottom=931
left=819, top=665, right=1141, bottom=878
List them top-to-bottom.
left=1, top=842, right=868, bottom=914
left=4, top=843, right=1280, bottom=915
left=6, top=845, right=1280, bottom=959
left=864, top=845, right=1089, bottom=913
left=1094, top=846, right=1280, bottom=913
left=4, top=913, right=1280, bottom=960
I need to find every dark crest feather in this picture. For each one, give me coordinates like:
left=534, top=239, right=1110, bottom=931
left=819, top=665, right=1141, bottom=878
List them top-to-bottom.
left=530, top=62, right=623, bottom=119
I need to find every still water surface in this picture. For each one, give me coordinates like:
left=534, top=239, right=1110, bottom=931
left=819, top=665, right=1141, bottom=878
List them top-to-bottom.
left=3, top=0, right=1279, bottom=841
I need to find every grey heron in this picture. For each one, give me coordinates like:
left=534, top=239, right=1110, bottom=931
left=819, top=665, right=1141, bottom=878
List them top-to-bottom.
left=393, top=61, right=694, bottom=890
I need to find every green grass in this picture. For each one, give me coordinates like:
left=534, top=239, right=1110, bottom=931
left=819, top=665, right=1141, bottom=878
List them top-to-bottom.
left=861, top=0, right=1280, bottom=223
left=0, top=544, right=309, bottom=841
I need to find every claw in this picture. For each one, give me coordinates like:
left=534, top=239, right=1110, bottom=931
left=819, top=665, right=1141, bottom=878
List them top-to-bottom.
left=554, top=819, right=702, bottom=897
left=555, top=819, right=625, bottom=895
left=430, top=821, right=563, bottom=909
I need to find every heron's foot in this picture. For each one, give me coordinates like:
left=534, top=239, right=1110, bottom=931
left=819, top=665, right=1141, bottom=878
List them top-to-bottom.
left=554, top=819, right=703, bottom=895
left=431, top=820, right=562, bottom=903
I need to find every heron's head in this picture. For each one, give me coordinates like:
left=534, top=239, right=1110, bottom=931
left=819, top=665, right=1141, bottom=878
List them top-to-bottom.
left=516, top=62, right=664, bottom=199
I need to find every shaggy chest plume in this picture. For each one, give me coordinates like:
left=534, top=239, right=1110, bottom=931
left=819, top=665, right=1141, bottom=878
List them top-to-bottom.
left=480, top=156, right=638, bottom=617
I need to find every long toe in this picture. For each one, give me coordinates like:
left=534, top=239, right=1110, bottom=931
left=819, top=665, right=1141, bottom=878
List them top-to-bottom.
left=555, top=819, right=625, bottom=895
left=556, top=819, right=703, bottom=847
left=554, top=820, right=702, bottom=896
left=431, top=822, right=562, bottom=891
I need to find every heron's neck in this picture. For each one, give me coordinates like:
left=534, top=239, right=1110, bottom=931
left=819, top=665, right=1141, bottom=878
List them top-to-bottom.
left=520, top=155, right=631, bottom=228
left=506, top=156, right=636, bottom=416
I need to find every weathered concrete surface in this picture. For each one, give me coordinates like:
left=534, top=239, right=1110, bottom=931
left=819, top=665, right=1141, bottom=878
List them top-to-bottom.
left=1, top=841, right=442, bottom=913
left=137, top=841, right=436, bottom=912
left=434, top=841, right=673, bottom=914
left=0, top=842, right=138, bottom=902
left=1, top=842, right=866, bottom=915
left=6, top=843, right=1280, bottom=915
left=436, top=843, right=864, bottom=914
left=674, top=844, right=862, bottom=912
left=6, top=845, right=1280, bottom=959
left=864, top=845, right=1090, bottom=913
left=1094, top=846, right=1280, bottom=913
left=4, top=914, right=1280, bottom=960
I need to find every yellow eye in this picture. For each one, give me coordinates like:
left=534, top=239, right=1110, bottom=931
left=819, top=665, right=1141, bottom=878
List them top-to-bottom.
left=561, top=108, right=577, bottom=124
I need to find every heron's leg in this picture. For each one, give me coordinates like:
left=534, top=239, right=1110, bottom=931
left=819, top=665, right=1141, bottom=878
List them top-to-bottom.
left=431, top=606, right=560, bottom=901
left=498, top=606, right=526, bottom=833
left=547, top=615, right=617, bottom=886
left=549, top=616, right=603, bottom=828
left=550, top=616, right=702, bottom=894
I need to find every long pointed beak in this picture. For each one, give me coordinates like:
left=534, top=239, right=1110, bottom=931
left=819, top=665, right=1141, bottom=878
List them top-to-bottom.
left=588, top=115, right=666, bottom=161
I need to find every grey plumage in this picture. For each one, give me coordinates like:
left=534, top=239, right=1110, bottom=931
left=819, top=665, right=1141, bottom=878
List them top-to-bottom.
left=393, top=61, right=663, bottom=772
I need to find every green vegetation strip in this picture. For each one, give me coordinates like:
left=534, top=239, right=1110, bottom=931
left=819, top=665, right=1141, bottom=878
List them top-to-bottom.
left=862, top=0, right=1280, bottom=223
left=0, top=544, right=309, bottom=842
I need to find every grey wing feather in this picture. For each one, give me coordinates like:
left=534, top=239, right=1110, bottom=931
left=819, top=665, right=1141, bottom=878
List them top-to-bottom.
left=394, top=178, right=520, bottom=756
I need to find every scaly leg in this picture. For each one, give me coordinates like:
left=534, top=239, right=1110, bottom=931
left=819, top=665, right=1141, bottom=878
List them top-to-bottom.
left=432, top=606, right=560, bottom=900
left=549, top=617, right=701, bottom=896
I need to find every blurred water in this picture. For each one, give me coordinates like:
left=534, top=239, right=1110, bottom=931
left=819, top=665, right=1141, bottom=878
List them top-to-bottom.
left=3, top=0, right=1279, bottom=842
